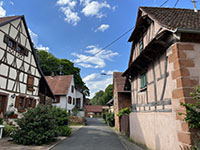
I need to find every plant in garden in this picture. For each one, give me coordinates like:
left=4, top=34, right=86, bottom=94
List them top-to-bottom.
left=178, top=86, right=200, bottom=129
left=12, top=105, right=57, bottom=145
left=51, top=106, right=69, bottom=126
left=72, top=107, right=78, bottom=116
left=117, top=107, right=131, bottom=117
left=105, top=112, right=115, bottom=127
left=3, top=123, right=16, bottom=137
left=57, top=126, right=72, bottom=136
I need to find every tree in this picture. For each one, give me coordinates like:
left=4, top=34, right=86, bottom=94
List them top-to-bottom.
left=35, top=50, right=90, bottom=96
left=90, top=84, right=113, bottom=105
left=90, top=90, right=104, bottom=105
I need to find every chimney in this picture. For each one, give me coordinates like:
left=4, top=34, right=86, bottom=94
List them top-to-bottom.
left=193, top=0, right=198, bottom=12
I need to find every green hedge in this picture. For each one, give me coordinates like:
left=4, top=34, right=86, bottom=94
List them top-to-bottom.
left=103, top=112, right=115, bottom=127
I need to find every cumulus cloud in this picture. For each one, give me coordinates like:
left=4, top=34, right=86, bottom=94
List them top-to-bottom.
left=56, top=0, right=114, bottom=25
left=81, top=0, right=110, bottom=18
left=0, top=1, right=6, bottom=17
left=60, top=6, right=80, bottom=26
left=95, top=24, right=109, bottom=32
left=28, top=28, right=49, bottom=52
left=36, top=45, right=50, bottom=52
left=72, top=45, right=118, bottom=68
left=83, top=70, right=117, bottom=98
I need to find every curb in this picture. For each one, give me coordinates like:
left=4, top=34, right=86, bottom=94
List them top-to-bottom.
left=48, top=126, right=83, bottom=150
left=110, top=127, right=144, bottom=150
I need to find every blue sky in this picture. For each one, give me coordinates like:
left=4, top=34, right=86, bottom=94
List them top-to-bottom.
left=0, top=0, right=196, bottom=97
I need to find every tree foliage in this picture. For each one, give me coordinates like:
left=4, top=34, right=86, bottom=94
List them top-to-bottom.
left=35, top=50, right=89, bottom=96
left=90, top=84, right=113, bottom=105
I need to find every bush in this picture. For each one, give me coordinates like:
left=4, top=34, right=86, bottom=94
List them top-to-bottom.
left=179, top=86, right=200, bottom=129
left=12, top=105, right=57, bottom=145
left=51, top=106, right=69, bottom=126
left=117, top=107, right=131, bottom=117
left=105, top=112, right=115, bottom=127
left=3, top=123, right=16, bottom=137
left=57, top=126, right=72, bottom=136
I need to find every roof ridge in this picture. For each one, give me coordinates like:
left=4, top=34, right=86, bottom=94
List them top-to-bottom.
left=140, top=6, right=196, bottom=11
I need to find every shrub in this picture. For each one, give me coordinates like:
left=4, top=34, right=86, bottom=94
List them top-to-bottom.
left=179, top=86, right=200, bottom=129
left=12, top=105, right=57, bottom=145
left=51, top=106, right=69, bottom=126
left=72, top=107, right=78, bottom=116
left=117, top=107, right=131, bottom=117
left=105, top=112, right=115, bottom=127
left=103, top=113, right=106, bottom=120
left=3, top=123, right=16, bottom=137
left=57, top=126, right=72, bottom=136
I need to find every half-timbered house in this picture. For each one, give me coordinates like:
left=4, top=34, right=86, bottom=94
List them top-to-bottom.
left=123, top=7, right=200, bottom=149
left=0, top=16, right=54, bottom=117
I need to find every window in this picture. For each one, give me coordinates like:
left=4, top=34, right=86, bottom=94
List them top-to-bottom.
left=3, top=35, right=28, bottom=56
left=139, top=39, right=143, bottom=52
left=16, top=45, right=23, bottom=53
left=140, top=73, right=147, bottom=89
left=27, top=75, right=34, bottom=91
left=71, top=86, right=74, bottom=93
left=54, top=96, right=60, bottom=103
left=68, top=96, right=72, bottom=104
left=73, top=98, right=75, bottom=105
left=76, top=98, right=81, bottom=108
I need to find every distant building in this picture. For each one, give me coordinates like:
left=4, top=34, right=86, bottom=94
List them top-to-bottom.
left=123, top=7, right=200, bottom=149
left=0, top=16, right=54, bottom=118
left=46, top=75, right=84, bottom=112
left=85, top=105, right=107, bottom=118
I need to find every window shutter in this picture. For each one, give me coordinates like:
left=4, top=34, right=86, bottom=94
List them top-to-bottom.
left=3, top=35, right=9, bottom=44
left=27, top=75, right=34, bottom=91
left=15, top=96, right=20, bottom=108
left=25, top=98, right=29, bottom=108
left=32, top=99, right=36, bottom=108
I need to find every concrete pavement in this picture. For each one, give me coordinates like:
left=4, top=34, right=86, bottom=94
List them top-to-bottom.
left=52, top=118, right=127, bottom=150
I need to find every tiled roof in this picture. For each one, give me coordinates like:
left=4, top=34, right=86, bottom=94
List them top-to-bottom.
left=140, top=7, right=200, bottom=31
left=0, top=16, right=22, bottom=25
left=113, top=72, right=127, bottom=92
left=46, top=75, right=73, bottom=95
left=85, top=105, right=104, bottom=112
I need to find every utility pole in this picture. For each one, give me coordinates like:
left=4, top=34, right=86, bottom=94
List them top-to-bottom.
left=192, top=0, right=198, bottom=12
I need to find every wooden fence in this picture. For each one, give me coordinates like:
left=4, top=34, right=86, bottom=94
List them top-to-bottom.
left=120, top=114, right=130, bottom=137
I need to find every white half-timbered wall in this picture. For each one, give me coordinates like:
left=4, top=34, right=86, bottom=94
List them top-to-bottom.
left=0, top=18, right=41, bottom=113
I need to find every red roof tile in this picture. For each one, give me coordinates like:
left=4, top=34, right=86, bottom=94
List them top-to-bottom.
left=46, top=75, right=73, bottom=95
left=85, top=105, right=105, bottom=113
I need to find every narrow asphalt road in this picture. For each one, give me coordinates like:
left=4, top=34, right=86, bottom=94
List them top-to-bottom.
left=52, top=118, right=126, bottom=150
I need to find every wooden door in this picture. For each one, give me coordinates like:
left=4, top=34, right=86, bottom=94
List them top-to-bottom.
left=0, top=94, right=8, bottom=115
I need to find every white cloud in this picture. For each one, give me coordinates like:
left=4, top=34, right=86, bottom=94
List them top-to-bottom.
left=56, top=0, right=80, bottom=26
left=57, top=0, right=77, bottom=8
left=0, top=1, right=6, bottom=17
left=81, top=1, right=110, bottom=18
left=60, top=6, right=80, bottom=26
left=95, top=24, right=109, bottom=32
left=28, top=28, right=49, bottom=52
left=28, top=28, right=38, bottom=45
left=36, top=45, right=50, bottom=52
left=72, top=45, right=118, bottom=68
left=83, top=70, right=117, bottom=98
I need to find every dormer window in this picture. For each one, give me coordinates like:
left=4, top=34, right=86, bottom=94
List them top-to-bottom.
left=139, top=39, right=143, bottom=52
left=71, top=86, right=74, bottom=93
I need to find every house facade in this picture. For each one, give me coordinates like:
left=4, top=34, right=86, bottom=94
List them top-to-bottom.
left=123, top=7, right=200, bottom=149
left=0, top=16, right=54, bottom=117
left=113, top=72, right=131, bottom=131
left=46, top=75, right=84, bottom=112
left=85, top=105, right=106, bottom=118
